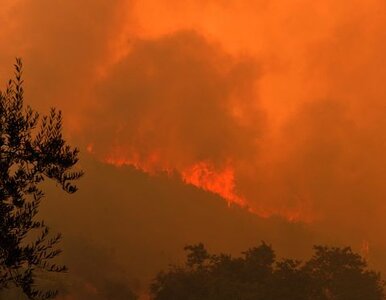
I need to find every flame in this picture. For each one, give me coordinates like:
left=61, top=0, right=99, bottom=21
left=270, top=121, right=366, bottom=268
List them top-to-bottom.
left=99, top=141, right=317, bottom=222
left=104, top=146, right=173, bottom=175
left=103, top=147, right=247, bottom=207
left=101, top=149, right=313, bottom=223
left=104, top=149, right=244, bottom=206
left=181, top=161, right=246, bottom=207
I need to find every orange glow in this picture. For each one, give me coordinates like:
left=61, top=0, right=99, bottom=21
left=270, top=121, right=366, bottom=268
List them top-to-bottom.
left=3, top=0, right=386, bottom=251
left=5, top=0, right=386, bottom=297
left=86, top=143, right=94, bottom=154
left=104, top=148, right=172, bottom=175
left=104, top=152, right=246, bottom=207
left=103, top=153, right=315, bottom=222
left=181, top=161, right=245, bottom=207
left=361, top=240, right=370, bottom=259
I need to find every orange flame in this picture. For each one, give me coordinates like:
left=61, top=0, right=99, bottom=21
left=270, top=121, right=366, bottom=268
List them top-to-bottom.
left=102, top=146, right=246, bottom=206
left=103, top=146, right=172, bottom=175
left=100, top=148, right=314, bottom=222
left=181, top=161, right=246, bottom=207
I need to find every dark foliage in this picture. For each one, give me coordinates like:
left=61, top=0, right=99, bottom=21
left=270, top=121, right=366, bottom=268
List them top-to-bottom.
left=0, top=59, right=83, bottom=299
left=151, top=243, right=385, bottom=300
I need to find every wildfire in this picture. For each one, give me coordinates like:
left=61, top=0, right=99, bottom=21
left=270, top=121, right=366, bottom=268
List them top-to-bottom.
left=101, top=144, right=247, bottom=205
left=101, top=146, right=172, bottom=175
left=99, top=147, right=315, bottom=223
left=103, top=149, right=245, bottom=206
left=181, top=161, right=246, bottom=207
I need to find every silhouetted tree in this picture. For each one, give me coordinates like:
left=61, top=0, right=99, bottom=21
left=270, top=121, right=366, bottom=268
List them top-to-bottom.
left=0, top=59, right=83, bottom=299
left=151, top=243, right=385, bottom=300
left=304, top=246, right=384, bottom=300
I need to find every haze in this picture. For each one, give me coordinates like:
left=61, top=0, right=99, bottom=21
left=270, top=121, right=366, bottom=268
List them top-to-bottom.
left=1, top=0, right=386, bottom=298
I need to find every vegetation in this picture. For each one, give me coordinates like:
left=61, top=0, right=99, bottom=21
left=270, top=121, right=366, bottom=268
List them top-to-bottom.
left=0, top=59, right=82, bottom=299
left=1, top=60, right=385, bottom=300
left=151, top=243, right=385, bottom=300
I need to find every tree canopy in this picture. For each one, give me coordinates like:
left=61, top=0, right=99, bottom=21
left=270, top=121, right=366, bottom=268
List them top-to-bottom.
left=0, top=59, right=83, bottom=299
left=151, top=243, right=385, bottom=300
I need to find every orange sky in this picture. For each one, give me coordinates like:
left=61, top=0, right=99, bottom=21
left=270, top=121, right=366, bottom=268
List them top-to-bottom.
left=0, top=0, right=386, bottom=298
left=2, top=0, right=386, bottom=296
left=2, top=0, right=386, bottom=225
left=91, top=0, right=386, bottom=222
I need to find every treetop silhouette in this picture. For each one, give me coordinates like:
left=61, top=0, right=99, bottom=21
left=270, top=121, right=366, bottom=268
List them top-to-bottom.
left=0, top=59, right=83, bottom=299
left=151, top=242, right=385, bottom=300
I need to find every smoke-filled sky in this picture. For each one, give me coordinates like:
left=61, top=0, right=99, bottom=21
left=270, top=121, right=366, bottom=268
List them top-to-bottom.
left=2, top=0, right=386, bottom=297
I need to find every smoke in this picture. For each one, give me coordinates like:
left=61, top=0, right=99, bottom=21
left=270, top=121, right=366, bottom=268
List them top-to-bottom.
left=2, top=0, right=386, bottom=293
left=80, top=0, right=386, bottom=224
left=85, top=30, right=262, bottom=212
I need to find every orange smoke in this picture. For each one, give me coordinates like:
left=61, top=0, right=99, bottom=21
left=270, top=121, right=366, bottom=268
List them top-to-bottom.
left=3, top=0, right=386, bottom=238
left=8, top=0, right=386, bottom=296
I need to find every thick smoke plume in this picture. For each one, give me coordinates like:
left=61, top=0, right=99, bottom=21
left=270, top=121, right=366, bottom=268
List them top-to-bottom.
left=2, top=0, right=386, bottom=295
